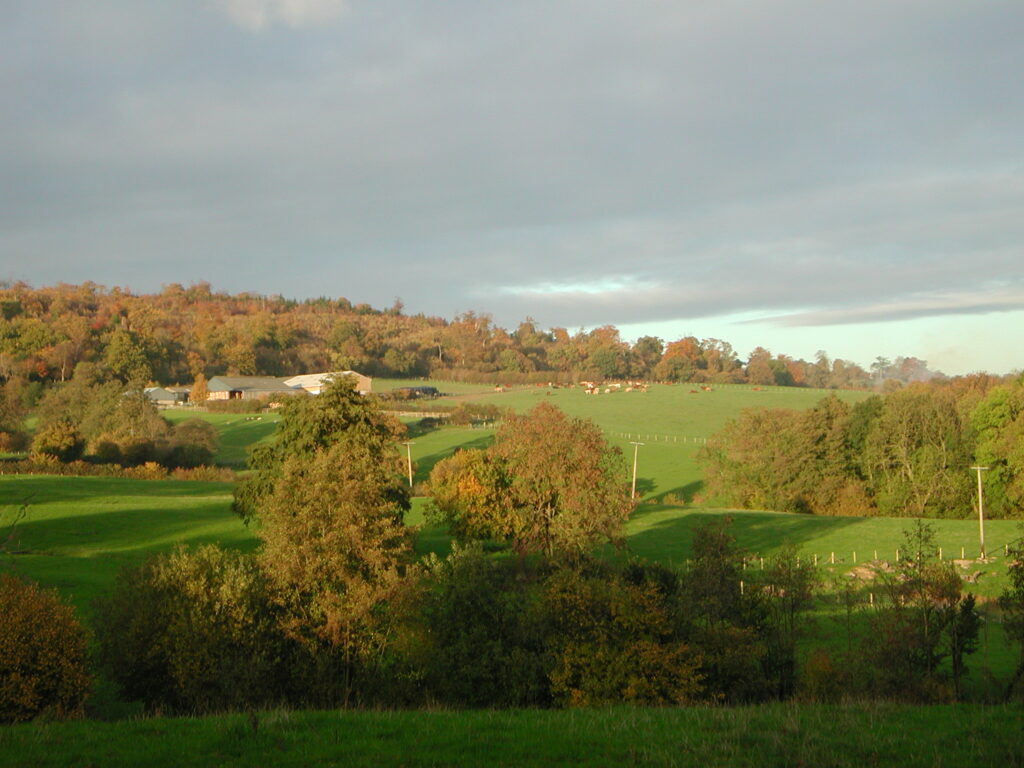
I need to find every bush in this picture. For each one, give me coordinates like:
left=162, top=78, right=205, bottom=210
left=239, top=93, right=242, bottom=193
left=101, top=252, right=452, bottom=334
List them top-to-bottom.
left=30, top=419, right=84, bottom=462
left=0, top=431, right=29, bottom=453
left=0, top=457, right=232, bottom=482
left=95, top=545, right=294, bottom=714
left=418, top=546, right=552, bottom=707
left=543, top=564, right=704, bottom=706
left=0, top=574, right=91, bottom=723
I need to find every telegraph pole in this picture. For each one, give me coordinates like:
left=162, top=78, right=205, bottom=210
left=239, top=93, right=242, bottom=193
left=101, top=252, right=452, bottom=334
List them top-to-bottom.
left=403, top=441, right=415, bottom=488
left=630, top=441, right=644, bottom=499
left=971, top=466, right=989, bottom=558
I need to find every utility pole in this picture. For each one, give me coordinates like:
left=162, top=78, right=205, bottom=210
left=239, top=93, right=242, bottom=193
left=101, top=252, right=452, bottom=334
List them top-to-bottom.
left=403, top=441, right=415, bottom=489
left=630, top=441, right=644, bottom=499
left=971, top=466, right=989, bottom=559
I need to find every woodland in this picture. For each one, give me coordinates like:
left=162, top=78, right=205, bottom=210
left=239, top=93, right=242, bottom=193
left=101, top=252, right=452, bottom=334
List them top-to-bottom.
left=0, top=281, right=946, bottom=388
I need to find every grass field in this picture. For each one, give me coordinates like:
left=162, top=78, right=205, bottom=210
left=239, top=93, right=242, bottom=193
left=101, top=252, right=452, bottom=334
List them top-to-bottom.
left=163, top=380, right=869, bottom=501
left=394, top=380, right=872, bottom=501
left=162, top=409, right=281, bottom=467
left=0, top=475, right=253, bottom=617
left=1, top=703, right=1021, bottom=767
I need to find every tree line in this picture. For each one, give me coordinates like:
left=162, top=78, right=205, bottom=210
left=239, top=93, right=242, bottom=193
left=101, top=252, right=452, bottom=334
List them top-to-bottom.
left=0, top=281, right=950, bottom=390
left=0, top=362, right=218, bottom=470
left=698, top=374, right=1024, bottom=518
left=5, top=377, right=1024, bottom=722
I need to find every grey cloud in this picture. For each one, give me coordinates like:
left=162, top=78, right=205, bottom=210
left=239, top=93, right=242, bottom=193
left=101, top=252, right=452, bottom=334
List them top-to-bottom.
left=1, top=1, right=1023, bottom=338
left=746, top=288, right=1024, bottom=328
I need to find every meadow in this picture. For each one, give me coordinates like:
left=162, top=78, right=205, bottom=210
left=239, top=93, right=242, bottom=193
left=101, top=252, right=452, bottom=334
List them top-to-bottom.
left=1, top=703, right=1022, bottom=768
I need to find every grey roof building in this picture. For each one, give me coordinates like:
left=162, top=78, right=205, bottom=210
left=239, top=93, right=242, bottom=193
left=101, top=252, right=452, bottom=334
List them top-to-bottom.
left=206, top=376, right=306, bottom=400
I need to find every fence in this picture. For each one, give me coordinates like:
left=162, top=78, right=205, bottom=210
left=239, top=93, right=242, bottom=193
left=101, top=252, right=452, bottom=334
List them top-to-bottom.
left=605, top=430, right=708, bottom=445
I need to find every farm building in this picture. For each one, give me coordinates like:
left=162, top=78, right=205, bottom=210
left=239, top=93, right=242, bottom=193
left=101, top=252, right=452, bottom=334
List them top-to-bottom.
left=205, top=371, right=372, bottom=400
left=284, top=371, right=372, bottom=395
left=206, top=376, right=306, bottom=401
left=143, top=386, right=188, bottom=406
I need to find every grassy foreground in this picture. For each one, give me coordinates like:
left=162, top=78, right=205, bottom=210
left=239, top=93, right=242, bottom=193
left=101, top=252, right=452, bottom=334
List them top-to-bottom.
left=2, top=703, right=1022, bottom=767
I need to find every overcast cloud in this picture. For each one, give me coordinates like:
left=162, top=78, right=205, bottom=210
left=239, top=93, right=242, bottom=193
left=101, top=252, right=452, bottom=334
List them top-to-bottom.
left=1, top=1, right=1022, bottom=373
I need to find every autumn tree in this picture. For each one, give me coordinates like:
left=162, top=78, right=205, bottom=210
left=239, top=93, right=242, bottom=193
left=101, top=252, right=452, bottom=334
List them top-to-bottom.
left=190, top=372, right=209, bottom=405
left=428, top=403, right=634, bottom=557
left=256, top=439, right=413, bottom=706
left=0, top=574, right=92, bottom=722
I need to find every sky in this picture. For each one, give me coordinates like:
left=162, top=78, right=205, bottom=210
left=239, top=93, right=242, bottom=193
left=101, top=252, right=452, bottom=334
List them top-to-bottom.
left=1, top=1, right=1022, bottom=375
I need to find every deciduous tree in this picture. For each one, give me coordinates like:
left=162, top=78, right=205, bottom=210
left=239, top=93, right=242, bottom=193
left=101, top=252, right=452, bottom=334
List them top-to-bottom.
left=233, top=374, right=406, bottom=523
left=429, top=403, right=633, bottom=557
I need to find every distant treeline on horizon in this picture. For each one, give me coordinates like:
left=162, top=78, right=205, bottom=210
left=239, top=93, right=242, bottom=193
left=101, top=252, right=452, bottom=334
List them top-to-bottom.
left=0, top=280, right=1000, bottom=389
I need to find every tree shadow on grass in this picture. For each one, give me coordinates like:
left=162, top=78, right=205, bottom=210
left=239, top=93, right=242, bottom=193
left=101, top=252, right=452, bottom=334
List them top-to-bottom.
left=0, top=474, right=233, bottom=505
left=639, top=480, right=702, bottom=504
left=7, top=503, right=254, bottom=558
left=620, top=506, right=866, bottom=566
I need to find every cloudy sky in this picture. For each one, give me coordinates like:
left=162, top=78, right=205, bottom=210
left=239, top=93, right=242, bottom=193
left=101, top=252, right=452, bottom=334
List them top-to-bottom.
left=2, top=1, right=1022, bottom=374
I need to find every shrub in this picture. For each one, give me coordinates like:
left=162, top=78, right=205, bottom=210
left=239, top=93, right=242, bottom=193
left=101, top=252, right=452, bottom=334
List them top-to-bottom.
left=30, top=419, right=84, bottom=462
left=0, top=431, right=29, bottom=453
left=170, top=465, right=236, bottom=482
left=95, top=545, right=294, bottom=713
left=418, top=546, right=552, bottom=707
left=543, top=564, right=704, bottom=706
left=0, top=574, right=91, bottom=723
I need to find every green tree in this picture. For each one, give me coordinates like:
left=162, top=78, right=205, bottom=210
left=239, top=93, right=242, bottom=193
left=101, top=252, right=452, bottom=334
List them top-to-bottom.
left=103, top=328, right=153, bottom=383
left=629, top=335, right=663, bottom=378
left=233, top=374, right=406, bottom=523
left=971, top=376, right=1024, bottom=517
left=862, top=386, right=973, bottom=517
left=697, top=396, right=869, bottom=516
left=428, top=403, right=633, bottom=557
left=683, top=518, right=769, bottom=702
left=869, top=520, right=977, bottom=701
left=999, top=529, right=1024, bottom=700
left=760, top=543, right=818, bottom=698
left=544, top=562, right=704, bottom=706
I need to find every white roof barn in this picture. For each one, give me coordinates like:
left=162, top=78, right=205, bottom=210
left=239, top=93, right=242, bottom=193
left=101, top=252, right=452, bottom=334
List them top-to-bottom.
left=283, top=371, right=372, bottom=395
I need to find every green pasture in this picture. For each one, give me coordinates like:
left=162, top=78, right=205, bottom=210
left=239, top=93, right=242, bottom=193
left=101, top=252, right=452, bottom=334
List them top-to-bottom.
left=373, top=377, right=498, bottom=397
left=390, top=379, right=872, bottom=502
left=429, top=379, right=869, bottom=434
left=160, top=380, right=869, bottom=503
left=163, top=409, right=281, bottom=467
left=6, top=474, right=1020, bottom=611
left=0, top=475, right=252, bottom=616
left=621, top=505, right=1022, bottom=595
left=2, top=703, right=1021, bottom=768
